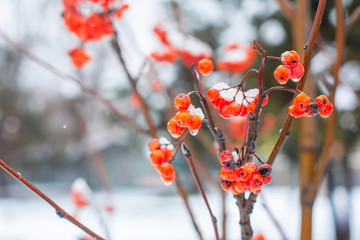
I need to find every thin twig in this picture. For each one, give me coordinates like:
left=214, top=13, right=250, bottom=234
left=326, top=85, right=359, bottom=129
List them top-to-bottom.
left=346, top=5, right=360, bottom=30
left=0, top=30, right=149, bottom=136
left=181, top=143, right=220, bottom=240
left=0, top=159, right=105, bottom=240
left=259, top=193, right=288, bottom=240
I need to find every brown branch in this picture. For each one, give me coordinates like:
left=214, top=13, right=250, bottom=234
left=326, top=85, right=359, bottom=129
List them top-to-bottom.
left=267, top=0, right=327, bottom=166
left=277, top=0, right=296, bottom=20
left=304, top=0, right=344, bottom=203
left=346, top=5, right=360, bottom=30
left=0, top=30, right=149, bottom=136
left=110, top=32, right=158, bottom=138
left=181, top=143, right=220, bottom=240
left=0, top=159, right=105, bottom=240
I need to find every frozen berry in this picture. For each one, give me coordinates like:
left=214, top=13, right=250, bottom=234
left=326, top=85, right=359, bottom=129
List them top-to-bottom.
left=281, top=50, right=300, bottom=68
left=198, top=58, right=214, bottom=76
left=290, top=63, right=305, bottom=82
left=274, top=65, right=291, bottom=85
left=207, top=88, right=220, bottom=102
left=174, top=94, right=191, bottom=111
left=228, top=102, right=241, bottom=116
left=174, top=111, right=192, bottom=127
left=188, top=114, right=202, bottom=131
left=167, top=117, right=185, bottom=138
left=148, top=139, right=160, bottom=151
left=150, top=150, right=165, bottom=166
left=219, top=150, right=234, bottom=163
left=221, top=158, right=236, bottom=172
left=157, top=162, right=175, bottom=177
left=259, top=164, right=272, bottom=176
left=220, top=168, right=238, bottom=181
left=263, top=174, right=272, bottom=184
left=221, top=180, right=233, bottom=191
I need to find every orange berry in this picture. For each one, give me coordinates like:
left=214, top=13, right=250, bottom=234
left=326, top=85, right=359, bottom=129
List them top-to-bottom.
left=69, top=48, right=91, bottom=69
left=281, top=50, right=300, bottom=68
left=198, top=58, right=214, bottom=76
left=290, top=63, right=305, bottom=82
left=274, top=65, right=291, bottom=85
left=207, top=88, right=220, bottom=101
left=293, top=92, right=311, bottom=112
left=174, top=94, right=191, bottom=111
left=254, top=94, right=269, bottom=106
left=314, top=95, right=330, bottom=110
left=247, top=101, right=256, bottom=113
left=228, top=102, right=241, bottom=116
left=219, top=104, right=231, bottom=118
left=239, top=104, right=248, bottom=117
left=319, top=104, right=333, bottom=118
left=288, top=105, right=304, bottom=118
left=174, top=111, right=192, bottom=127
left=188, top=114, right=202, bottom=131
left=167, top=118, right=185, bottom=138
left=148, top=139, right=160, bottom=151
left=162, top=147, right=174, bottom=160
left=150, top=150, right=165, bottom=166
left=219, top=150, right=234, bottom=163
left=157, top=162, right=175, bottom=177
left=243, top=162, right=259, bottom=174
left=220, top=168, right=238, bottom=181
left=161, top=171, right=176, bottom=184
left=249, top=174, right=264, bottom=193
left=263, top=174, right=272, bottom=184
left=220, top=180, right=233, bottom=191
left=233, top=180, right=250, bottom=193
left=231, top=185, right=242, bottom=195
left=71, top=190, right=89, bottom=208
left=253, top=233, right=266, bottom=240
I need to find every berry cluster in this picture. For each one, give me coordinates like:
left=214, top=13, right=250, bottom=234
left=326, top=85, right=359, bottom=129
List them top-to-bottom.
left=62, top=0, right=129, bottom=68
left=149, top=22, right=212, bottom=67
left=274, top=50, right=304, bottom=84
left=207, top=83, right=268, bottom=119
left=288, top=92, right=333, bottom=118
left=167, top=94, right=204, bottom=138
left=148, top=138, right=176, bottom=185
left=218, top=150, right=272, bottom=195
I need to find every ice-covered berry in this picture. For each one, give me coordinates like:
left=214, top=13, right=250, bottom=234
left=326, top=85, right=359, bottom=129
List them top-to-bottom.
left=281, top=50, right=300, bottom=68
left=198, top=58, right=214, bottom=76
left=290, top=63, right=305, bottom=82
left=274, top=65, right=291, bottom=85
left=174, top=94, right=191, bottom=111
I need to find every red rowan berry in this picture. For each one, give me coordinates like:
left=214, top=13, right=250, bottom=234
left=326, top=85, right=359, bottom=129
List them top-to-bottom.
left=69, top=48, right=91, bottom=69
left=281, top=50, right=300, bottom=68
left=198, top=58, right=214, bottom=76
left=290, top=63, right=305, bottom=82
left=274, top=65, right=291, bottom=85
left=207, top=88, right=220, bottom=102
left=293, top=92, right=311, bottom=112
left=174, top=94, right=191, bottom=111
left=254, top=94, right=269, bottom=107
left=314, top=95, right=330, bottom=110
left=247, top=101, right=256, bottom=113
left=228, top=102, right=241, bottom=116
left=219, top=104, right=231, bottom=118
left=239, top=104, right=248, bottom=117
left=319, top=104, right=333, bottom=118
left=288, top=105, right=304, bottom=118
left=174, top=111, right=192, bottom=127
left=188, top=114, right=202, bottom=131
left=167, top=118, right=185, bottom=138
left=148, top=139, right=160, bottom=151
left=162, top=147, right=174, bottom=160
left=150, top=150, right=165, bottom=166
left=219, top=150, right=234, bottom=163
left=221, top=159, right=236, bottom=172
left=157, top=162, right=175, bottom=177
left=244, top=162, right=259, bottom=174
left=259, top=164, right=272, bottom=176
left=237, top=167, right=251, bottom=182
left=220, top=168, right=238, bottom=181
left=161, top=172, right=176, bottom=184
left=249, top=174, right=264, bottom=193
left=263, top=174, right=272, bottom=184
left=221, top=180, right=233, bottom=191
left=233, top=180, right=250, bottom=193
left=231, top=185, right=242, bottom=195
left=71, top=190, right=89, bottom=208
left=253, top=233, right=266, bottom=240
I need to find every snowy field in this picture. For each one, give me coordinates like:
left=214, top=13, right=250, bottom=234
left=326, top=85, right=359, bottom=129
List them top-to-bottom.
left=0, top=185, right=359, bottom=240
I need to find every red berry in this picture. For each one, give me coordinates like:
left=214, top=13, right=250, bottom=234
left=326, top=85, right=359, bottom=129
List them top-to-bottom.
left=69, top=48, right=91, bottom=69
left=281, top=50, right=300, bottom=68
left=198, top=58, right=214, bottom=76
left=290, top=63, right=305, bottom=82
left=274, top=65, right=291, bottom=85
left=207, top=88, right=220, bottom=102
left=293, top=92, right=310, bottom=112
left=174, top=94, right=191, bottom=111
left=314, top=95, right=330, bottom=110
left=247, top=101, right=256, bottom=113
left=228, top=102, right=241, bottom=116
left=219, top=104, right=231, bottom=118
left=239, top=104, right=248, bottom=117
left=319, top=104, right=333, bottom=118
left=288, top=105, right=304, bottom=118
left=174, top=111, right=192, bottom=127
left=188, top=114, right=202, bottom=131
left=167, top=118, right=185, bottom=138
left=148, top=139, right=160, bottom=151
left=162, top=147, right=174, bottom=160
left=150, top=150, right=165, bottom=166
left=219, top=150, right=234, bottom=163
left=221, top=159, right=236, bottom=172
left=157, top=162, right=175, bottom=177
left=244, top=162, right=259, bottom=174
left=259, top=164, right=272, bottom=176
left=237, top=167, right=251, bottom=182
left=220, top=168, right=238, bottom=181
left=161, top=172, right=176, bottom=184
left=249, top=174, right=264, bottom=193
left=263, top=174, right=272, bottom=184
left=221, top=180, right=233, bottom=191
left=233, top=180, right=250, bottom=193
left=231, top=185, right=242, bottom=195
left=253, top=233, right=266, bottom=240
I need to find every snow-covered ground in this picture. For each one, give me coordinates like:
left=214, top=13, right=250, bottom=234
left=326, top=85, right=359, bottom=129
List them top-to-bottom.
left=0, top=185, right=359, bottom=240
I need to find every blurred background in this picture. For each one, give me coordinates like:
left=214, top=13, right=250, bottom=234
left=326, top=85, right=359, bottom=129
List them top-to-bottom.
left=0, top=0, right=359, bottom=239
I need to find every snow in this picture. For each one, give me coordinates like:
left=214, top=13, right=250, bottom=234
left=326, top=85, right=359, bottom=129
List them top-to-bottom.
left=0, top=186, right=359, bottom=240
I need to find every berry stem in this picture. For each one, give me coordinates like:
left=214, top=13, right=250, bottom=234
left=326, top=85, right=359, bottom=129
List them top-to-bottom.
left=267, top=56, right=282, bottom=61
left=191, top=66, right=226, bottom=152
left=234, top=69, right=259, bottom=98
left=263, top=86, right=301, bottom=97
left=181, top=143, right=220, bottom=240
left=244, top=144, right=264, bottom=164
left=0, top=159, right=106, bottom=240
